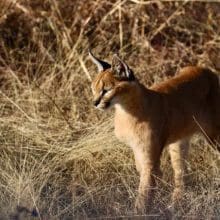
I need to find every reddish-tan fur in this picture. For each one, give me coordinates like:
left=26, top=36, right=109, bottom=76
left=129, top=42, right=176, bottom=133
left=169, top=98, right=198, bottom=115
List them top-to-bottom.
left=90, top=54, right=220, bottom=213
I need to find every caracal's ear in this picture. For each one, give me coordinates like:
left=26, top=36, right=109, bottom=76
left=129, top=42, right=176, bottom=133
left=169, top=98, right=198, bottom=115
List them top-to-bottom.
left=88, top=49, right=111, bottom=72
left=111, top=54, right=135, bottom=81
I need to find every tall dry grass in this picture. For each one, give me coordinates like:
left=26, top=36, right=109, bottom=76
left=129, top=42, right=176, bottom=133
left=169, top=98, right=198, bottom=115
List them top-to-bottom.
left=0, top=0, right=219, bottom=219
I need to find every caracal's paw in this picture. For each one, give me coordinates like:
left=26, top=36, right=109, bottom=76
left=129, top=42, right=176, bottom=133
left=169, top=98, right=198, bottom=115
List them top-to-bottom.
left=172, top=187, right=184, bottom=203
left=134, top=196, right=152, bottom=215
left=134, top=196, right=146, bottom=214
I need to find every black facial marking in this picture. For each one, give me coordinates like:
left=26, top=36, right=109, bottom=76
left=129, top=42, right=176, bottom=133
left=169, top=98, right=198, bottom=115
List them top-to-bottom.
left=93, top=98, right=101, bottom=107
left=105, top=101, right=110, bottom=108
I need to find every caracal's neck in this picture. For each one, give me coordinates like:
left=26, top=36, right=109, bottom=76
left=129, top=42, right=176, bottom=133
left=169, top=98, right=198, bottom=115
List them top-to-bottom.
left=114, top=80, right=153, bottom=120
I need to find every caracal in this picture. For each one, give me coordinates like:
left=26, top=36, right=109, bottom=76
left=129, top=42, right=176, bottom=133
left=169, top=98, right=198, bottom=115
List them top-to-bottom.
left=89, top=50, right=220, bottom=213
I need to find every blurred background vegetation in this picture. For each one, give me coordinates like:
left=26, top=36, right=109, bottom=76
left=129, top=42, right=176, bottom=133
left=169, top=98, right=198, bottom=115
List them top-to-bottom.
left=0, top=0, right=219, bottom=219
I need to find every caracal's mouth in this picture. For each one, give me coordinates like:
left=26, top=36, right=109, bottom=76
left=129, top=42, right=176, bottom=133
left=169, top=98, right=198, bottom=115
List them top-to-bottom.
left=96, top=101, right=111, bottom=110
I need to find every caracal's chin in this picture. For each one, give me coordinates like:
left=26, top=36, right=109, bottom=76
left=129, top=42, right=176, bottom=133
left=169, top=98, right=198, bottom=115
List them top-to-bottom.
left=96, top=101, right=111, bottom=110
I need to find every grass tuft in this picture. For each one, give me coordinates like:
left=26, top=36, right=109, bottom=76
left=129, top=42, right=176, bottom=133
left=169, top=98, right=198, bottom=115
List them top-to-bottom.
left=0, top=0, right=219, bottom=218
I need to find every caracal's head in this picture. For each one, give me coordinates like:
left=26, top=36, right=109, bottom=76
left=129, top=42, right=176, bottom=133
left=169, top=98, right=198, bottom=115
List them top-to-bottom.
left=89, top=50, right=135, bottom=110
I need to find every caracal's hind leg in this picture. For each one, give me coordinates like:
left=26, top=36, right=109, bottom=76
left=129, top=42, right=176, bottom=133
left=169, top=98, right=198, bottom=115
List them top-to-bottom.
left=168, top=138, right=189, bottom=204
left=134, top=143, right=163, bottom=214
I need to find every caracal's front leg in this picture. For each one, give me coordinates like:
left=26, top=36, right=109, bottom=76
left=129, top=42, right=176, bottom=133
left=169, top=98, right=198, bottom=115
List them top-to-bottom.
left=168, top=138, right=189, bottom=204
left=133, top=143, right=162, bottom=214
left=133, top=147, right=142, bottom=174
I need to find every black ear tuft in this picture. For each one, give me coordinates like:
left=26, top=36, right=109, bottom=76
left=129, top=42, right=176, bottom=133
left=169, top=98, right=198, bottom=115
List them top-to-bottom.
left=89, top=49, right=111, bottom=72
left=111, top=54, right=135, bottom=81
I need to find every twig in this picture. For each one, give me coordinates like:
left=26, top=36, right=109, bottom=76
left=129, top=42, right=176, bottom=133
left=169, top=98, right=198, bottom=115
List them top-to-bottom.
left=5, top=0, right=33, bottom=17
left=102, top=0, right=127, bottom=22
left=149, top=0, right=189, bottom=41
left=118, top=1, right=123, bottom=50
left=79, top=56, right=92, bottom=82
left=34, top=83, right=75, bottom=131
left=0, top=90, right=34, bottom=122
left=193, top=116, right=220, bottom=153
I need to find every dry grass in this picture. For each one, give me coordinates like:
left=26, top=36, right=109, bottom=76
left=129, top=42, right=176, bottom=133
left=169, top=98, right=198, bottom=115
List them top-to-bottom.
left=0, top=0, right=219, bottom=219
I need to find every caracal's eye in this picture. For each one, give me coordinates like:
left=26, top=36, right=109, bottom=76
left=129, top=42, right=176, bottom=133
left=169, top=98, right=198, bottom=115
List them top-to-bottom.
left=102, top=87, right=112, bottom=96
left=102, top=89, right=107, bottom=95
